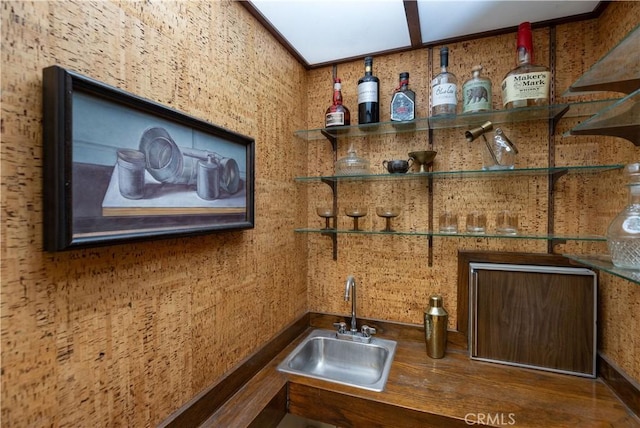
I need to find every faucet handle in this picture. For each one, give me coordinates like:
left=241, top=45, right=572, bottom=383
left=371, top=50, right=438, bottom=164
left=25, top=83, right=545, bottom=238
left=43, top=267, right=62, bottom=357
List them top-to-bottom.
left=333, top=322, right=347, bottom=334
left=361, top=325, right=377, bottom=337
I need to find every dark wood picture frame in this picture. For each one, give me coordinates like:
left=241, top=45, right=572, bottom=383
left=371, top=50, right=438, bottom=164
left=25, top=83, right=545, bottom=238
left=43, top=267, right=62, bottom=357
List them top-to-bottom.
left=42, top=65, right=255, bottom=251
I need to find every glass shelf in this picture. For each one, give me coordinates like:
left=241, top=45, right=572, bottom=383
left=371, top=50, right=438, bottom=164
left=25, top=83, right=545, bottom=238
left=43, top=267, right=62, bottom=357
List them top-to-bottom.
left=565, top=23, right=640, bottom=95
left=568, top=89, right=640, bottom=145
left=561, top=99, right=621, bottom=118
left=293, top=101, right=622, bottom=141
left=428, top=104, right=570, bottom=130
left=295, top=105, right=569, bottom=141
left=294, top=118, right=429, bottom=141
left=295, top=164, right=623, bottom=183
left=296, top=228, right=606, bottom=242
left=565, top=254, right=640, bottom=285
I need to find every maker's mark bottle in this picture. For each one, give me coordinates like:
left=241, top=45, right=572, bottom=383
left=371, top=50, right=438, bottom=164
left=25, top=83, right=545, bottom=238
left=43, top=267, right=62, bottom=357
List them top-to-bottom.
left=501, top=22, right=550, bottom=109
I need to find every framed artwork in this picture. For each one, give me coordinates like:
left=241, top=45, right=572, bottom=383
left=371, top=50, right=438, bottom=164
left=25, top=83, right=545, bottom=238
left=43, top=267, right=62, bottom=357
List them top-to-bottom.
left=42, top=65, right=255, bottom=251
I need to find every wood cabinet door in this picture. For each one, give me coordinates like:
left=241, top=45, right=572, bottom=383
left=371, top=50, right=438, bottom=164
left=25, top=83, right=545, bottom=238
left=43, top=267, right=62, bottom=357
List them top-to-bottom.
left=469, top=263, right=597, bottom=377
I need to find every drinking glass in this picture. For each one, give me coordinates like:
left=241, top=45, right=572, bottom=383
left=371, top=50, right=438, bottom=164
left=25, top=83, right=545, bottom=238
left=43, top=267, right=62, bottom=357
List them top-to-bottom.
left=316, top=207, right=335, bottom=230
left=345, top=207, right=367, bottom=231
left=376, top=207, right=401, bottom=232
left=495, top=210, right=518, bottom=235
left=438, top=211, right=458, bottom=234
left=466, top=211, right=486, bottom=233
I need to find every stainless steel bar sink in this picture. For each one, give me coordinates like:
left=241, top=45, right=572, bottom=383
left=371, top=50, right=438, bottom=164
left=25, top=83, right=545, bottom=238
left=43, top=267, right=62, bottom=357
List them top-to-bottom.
left=277, top=329, right=397, bottom=392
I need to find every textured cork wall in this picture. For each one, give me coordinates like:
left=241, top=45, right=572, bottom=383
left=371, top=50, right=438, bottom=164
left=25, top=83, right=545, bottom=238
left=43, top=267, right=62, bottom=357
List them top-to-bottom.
left=1, top=1, right=307, bottom=426
left=2, top=1, right=639, bottom=426
left=305, top=2, right=639, bottom=382
left=583, top=2, right=640, bottom=385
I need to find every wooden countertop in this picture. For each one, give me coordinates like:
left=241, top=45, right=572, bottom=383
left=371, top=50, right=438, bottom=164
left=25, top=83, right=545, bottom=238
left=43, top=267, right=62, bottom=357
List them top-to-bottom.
left=203, top=326, right=639, bottom=427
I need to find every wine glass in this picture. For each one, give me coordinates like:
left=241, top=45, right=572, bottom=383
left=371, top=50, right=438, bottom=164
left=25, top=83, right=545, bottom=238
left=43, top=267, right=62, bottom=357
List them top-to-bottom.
left=316, top=207, right=335, bottom=230
left=344, top=207, right=367, bottom=231
left=376, top=207, right=401, bottom=232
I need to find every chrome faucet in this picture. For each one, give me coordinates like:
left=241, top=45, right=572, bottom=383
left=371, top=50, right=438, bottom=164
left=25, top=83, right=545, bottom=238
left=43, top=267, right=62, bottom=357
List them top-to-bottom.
left=333, top=275, right=376, bottom=343
left=345, top=275, right=357, bottom=333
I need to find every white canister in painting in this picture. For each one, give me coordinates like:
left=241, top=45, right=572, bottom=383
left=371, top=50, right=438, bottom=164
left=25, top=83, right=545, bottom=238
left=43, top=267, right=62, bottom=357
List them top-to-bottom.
left=117, top=149, right=146, bottom=199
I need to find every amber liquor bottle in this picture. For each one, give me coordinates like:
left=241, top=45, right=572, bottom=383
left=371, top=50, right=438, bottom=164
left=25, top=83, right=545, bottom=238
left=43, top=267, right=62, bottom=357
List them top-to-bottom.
left=501, top=22, right=550, bottom=109
left=431, top=47, right=458, bottom=116
left=357, top=56, right=380, bottom=124
left=390, top=72, right=416, bottom=122
left=325, top=78, right=351, bottom=127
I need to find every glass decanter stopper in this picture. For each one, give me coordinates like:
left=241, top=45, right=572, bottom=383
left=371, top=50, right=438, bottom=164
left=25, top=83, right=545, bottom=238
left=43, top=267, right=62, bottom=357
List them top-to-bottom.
left=606, top=163, right=640, bottom=269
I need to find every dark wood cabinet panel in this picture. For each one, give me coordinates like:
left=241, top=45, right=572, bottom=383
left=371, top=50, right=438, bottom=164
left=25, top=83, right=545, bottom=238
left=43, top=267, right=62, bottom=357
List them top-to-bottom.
left=470, top=263, right=596, bottom=377
left=288, top=383, right=471, bottom=428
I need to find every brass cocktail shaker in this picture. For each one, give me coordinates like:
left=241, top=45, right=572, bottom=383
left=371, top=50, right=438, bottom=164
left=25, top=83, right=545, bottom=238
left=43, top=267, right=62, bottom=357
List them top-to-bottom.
left=424, top=295, right=448, bottom=359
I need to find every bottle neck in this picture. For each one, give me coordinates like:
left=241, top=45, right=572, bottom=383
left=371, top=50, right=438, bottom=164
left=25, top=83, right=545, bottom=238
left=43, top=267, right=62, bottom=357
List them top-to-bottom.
left=516, top=22, right=534, bottom=65
left=517, top=46, right=532, bottom=65
left=440, top=49, right=449, bottom=72
left=364, top=65, right=372, bottom=76
left=396, top=78, right=409, bottom=91
left=333, top=86, right=343, bottom=105
left=629, top=184, right=640, bottom=205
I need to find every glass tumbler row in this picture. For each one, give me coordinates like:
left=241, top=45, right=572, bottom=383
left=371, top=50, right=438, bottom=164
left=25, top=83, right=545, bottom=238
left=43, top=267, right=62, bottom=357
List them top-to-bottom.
left=439, top=210, right=518, bottom=234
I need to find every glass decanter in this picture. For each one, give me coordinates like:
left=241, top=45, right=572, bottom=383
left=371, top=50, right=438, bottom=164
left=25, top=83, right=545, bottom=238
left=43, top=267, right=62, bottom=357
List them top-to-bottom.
left=481, top=128, right=518, bottom=170
left=335, top=144, right=370, bottom=176
left=606, top=163, right=640, bottom=269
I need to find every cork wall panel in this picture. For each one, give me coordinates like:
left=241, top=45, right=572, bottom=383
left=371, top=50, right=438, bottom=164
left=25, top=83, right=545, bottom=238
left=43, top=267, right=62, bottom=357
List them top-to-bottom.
left=2, top=0, right=307, bottom=426
left=2, top=2, right=639, bottom=426
left=304, top=2, right=639, bottom=384
left=589, top=2, right=640, bottom=383
left=552, top=3, right=640, bottom=382
left=553, top=14, right=638, bottom=246
left=305, top=30, right=558, bottom=328
left=599, top=275, right=640, bottom=379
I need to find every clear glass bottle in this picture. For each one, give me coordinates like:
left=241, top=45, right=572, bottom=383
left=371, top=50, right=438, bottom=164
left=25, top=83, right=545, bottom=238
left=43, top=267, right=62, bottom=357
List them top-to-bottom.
left=501, top=22, right=550, bottom=109
left=431, top=47, right=458, bottom=116
left=357, top=56, right=380, bottom=124
left=462, top=65, right=492, bottom=113
left=390, top=72, right=415, bottom=122
left=325, top=78, right=350, bottom=127
left=481, top=128, right=518, bottom=170
left=606, top=163, right=640, bottom=269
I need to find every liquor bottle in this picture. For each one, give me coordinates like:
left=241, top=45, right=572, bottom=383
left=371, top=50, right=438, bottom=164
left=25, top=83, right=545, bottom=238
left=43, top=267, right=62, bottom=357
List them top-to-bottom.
left=501, top=22, right=550, bottom=109
left=431, top=47, right=458, bottom=116
left=357, top=56, right=380, bottom=124
left=462, top=65, right=492, bottom=113
left=390, top=72, right=416, bottom=122
left=325, top=78, right=351, bottom=127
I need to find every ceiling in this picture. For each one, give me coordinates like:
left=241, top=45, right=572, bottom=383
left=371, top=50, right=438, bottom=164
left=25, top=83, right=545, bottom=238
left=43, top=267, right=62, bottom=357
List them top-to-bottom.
left=242, top=0, right=604, bottom=69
